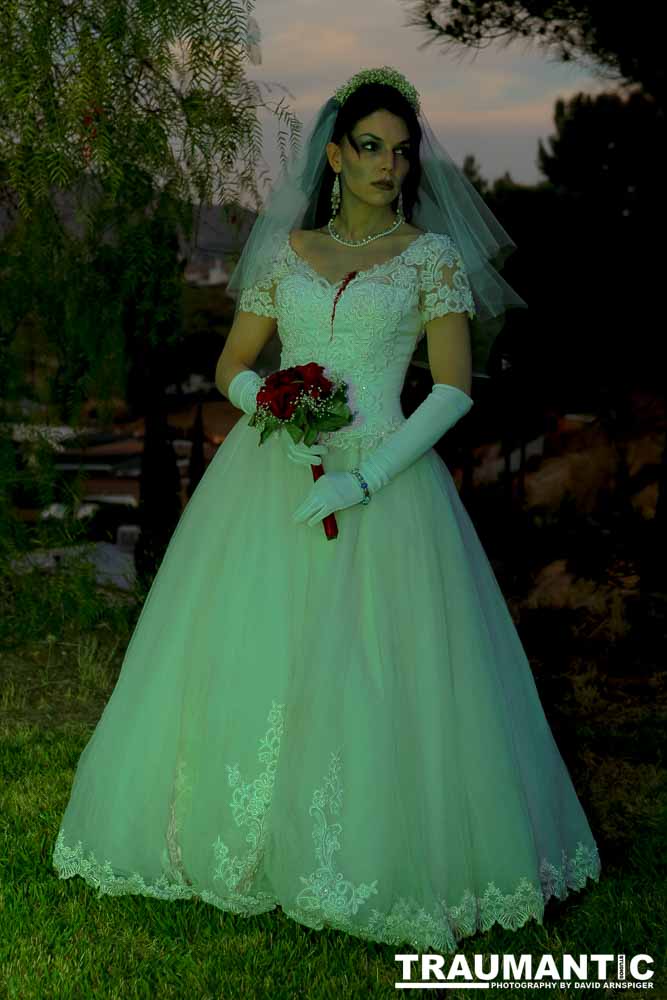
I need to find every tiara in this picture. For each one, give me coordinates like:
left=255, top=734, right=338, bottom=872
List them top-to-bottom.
left=333, top=66, right=421, bottom=115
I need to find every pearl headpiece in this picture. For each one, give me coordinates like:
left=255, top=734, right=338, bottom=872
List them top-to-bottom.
left=333, top=66, right=421, bottom=116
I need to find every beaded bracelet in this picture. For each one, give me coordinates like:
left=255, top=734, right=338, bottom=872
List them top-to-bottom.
left=349, top=468, right=371, bottom=505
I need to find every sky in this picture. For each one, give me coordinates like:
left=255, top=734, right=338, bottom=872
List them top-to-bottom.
left=246, top=0, right=614, bottom=191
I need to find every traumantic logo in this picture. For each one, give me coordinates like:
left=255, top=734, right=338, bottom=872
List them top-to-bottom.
left=394, top=953, right=655, bottom=990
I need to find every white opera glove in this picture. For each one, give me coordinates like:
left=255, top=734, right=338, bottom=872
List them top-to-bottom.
left=227, top=368, right=264, bottom=415
left=292, top=382, right=473, bottom=527
left=357, top=382, right=474, bottom=498
left=284, top=433, right=330, bottom=466
left=292, top=469, right=368, bottom=526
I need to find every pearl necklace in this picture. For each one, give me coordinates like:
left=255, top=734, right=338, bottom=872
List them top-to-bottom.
left=327, top=206, right=405, bottom=247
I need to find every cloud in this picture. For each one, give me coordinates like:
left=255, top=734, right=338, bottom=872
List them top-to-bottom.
left=249, top=0, right=602, bottom=184
left=427, top=86, right=592, bottom=133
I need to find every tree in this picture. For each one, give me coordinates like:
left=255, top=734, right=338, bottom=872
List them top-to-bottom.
left=0, top=0, right=302, bottom=419
left=400, top=0, right=665, bottom=107
left=401, top=0, right=667, bottom=592
left=0, top=1, right=301, bottom=219
left=0, top=1, right=302, bottom=577
left=537, top=89, right=661, bottom=225
left=462, top=153, right=489, bottom=197
left=134, top=390, right=182, bottom=591
left=187, top=398, right=206, bottom=499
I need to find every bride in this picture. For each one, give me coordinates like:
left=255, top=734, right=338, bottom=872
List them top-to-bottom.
left=52, top=65, right=601, bottom=955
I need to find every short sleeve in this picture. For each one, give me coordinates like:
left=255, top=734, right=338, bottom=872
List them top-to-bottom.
left=419, top=234, right=476, bottom=325
left=237, top=236, right=289, bottom=319
left=238, top=268, right=277, bottom=319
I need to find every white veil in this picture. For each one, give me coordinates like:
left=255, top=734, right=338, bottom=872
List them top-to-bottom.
left=226, top=67, right=528, bottom=376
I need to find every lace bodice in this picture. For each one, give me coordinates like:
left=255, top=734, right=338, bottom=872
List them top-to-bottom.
left=238, top=230, right=476, bottom=450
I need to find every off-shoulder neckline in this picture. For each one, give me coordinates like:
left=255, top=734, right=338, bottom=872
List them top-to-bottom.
left=284, top=230, right=434, bottom=289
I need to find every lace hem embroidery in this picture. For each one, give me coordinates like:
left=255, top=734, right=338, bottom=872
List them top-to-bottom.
left=53, top=701, right=601, bottom=952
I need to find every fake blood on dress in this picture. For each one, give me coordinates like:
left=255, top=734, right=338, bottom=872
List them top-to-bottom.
left=329, top=271, right=358, bottom=341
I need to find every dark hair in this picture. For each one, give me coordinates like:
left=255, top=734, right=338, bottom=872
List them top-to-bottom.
left=306, top=83, right=423, bottom=230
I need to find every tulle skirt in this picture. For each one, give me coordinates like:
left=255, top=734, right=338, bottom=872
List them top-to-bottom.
left=52, top=412, right=601, bottom=952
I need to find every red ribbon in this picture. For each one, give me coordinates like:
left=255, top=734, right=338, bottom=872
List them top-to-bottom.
left=310, top=462, right=339, bottom=540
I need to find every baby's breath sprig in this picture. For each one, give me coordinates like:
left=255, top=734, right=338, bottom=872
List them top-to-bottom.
left=250, top=378, right=354, bottom=447
left=253, top=386, right=332, bottom=431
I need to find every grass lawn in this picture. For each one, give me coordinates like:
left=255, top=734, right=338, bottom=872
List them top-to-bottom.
left=1, top=503, right=665, bottom=999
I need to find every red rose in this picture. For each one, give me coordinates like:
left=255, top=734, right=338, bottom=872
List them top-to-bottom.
left=254, top=363, right=338, bottom=422
left=296, top=363, right=334, bottom=400
left=262, top=367, right=299, bottom=392
left=256, top=368, right=300, bottom=420
left=271, top=385, right=298, bottom=420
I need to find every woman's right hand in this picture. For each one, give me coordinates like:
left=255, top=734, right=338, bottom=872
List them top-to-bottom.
left=284, top=434, right=329, bottom=466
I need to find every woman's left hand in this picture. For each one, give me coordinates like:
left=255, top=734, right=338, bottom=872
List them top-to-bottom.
left=292, top=472, right=366, bottom=526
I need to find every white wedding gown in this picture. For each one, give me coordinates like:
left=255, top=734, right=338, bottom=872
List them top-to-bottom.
left=52, top=229, right=601, bottom=952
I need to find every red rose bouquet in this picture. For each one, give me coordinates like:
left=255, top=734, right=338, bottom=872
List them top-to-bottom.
left=248, top=362, right=355, bottom=540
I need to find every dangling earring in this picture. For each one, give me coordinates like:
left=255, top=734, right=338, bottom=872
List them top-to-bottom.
left=330, top=173, right=341, bottom=219
left=397, top=189, right=405, bottom=221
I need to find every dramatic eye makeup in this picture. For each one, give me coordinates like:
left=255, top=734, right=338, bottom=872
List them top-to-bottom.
left=356, top=132, right=411, bottom=154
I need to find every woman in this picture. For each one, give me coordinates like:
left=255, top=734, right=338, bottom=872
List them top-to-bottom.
left=52, top=66, right=601, bottom=954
